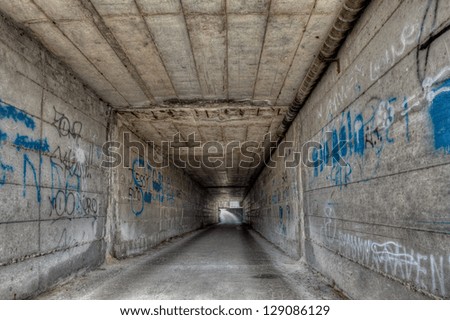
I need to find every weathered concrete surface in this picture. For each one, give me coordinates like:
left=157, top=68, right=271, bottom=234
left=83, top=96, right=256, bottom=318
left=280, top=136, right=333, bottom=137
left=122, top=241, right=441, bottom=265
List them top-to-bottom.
left=0, top=0, right=342, bottom=107
left=1, top=0, right=449, bottom=301
left=245, top=0, right=450, bottom=299
left=0, top=11, right=217, bottom=299
left=0, top=12, right=109, bottom=299
left=119, top=103, right=287, bottom=189
left=109, top=117, right=217, bottom=258
left=244, top=146, right=302, bottom=258
left=37, top=224, right=341, bottom=300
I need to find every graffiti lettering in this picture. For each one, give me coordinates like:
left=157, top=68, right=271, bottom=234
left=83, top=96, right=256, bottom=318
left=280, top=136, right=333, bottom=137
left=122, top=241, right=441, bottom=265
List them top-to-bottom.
left=0, top=99, right=36, bottom=130
left=52, top=107, right=82, bottom=140
left=129, top=157, right=176, bottom=216
left=50, top=190, right=98, bottom=217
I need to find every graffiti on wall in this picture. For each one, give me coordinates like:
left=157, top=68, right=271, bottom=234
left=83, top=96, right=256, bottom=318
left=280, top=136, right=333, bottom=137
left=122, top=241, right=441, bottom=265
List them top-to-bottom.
left=310, top=0, right=450, bottom=188
left=412, top=0, right=450, bottom=153
left=423, top=72, right=450, bottom=153
left=310, top=95, right=407, bottom=187
left=0, top=98, right=101, bottom=217
left=0, top=98, right=47, bottom=202
left=48, top=107, right=100, bottom=217
left=52, top=107, right=82, bottom=141
left=129, top=157, right=176, bottom=216
left=245, top=167, right=298, bottom=239
left=318, top=200, right=449, bottom=298
left=278, top=204, right=292, bottom=236
left=323, top=225, right=448, bottom=297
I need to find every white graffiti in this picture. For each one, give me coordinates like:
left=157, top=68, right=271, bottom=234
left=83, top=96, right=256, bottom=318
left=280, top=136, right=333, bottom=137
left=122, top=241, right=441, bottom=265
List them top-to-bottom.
left=317, top=23, right=420, bottom=120
left=370, top=24, right=419, bottom=81
left=400, top=66, right=450, bottom=117
left=374, top=100, right=395, bottom=131
left=319, top=200, right=448, bottom=298
left=321, top=202, right=337, bottom=244
left=322, top=226, right=448, bottom=297
left=371, top=241, right=418, bottom=266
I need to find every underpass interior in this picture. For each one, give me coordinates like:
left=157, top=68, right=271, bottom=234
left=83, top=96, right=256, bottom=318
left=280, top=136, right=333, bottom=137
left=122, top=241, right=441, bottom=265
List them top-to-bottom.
left=0, top=0, right=449, bottom=300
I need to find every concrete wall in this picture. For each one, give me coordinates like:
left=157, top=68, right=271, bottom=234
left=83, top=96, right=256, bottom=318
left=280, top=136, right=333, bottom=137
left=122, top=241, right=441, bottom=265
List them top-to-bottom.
left=245, top=0, right=450, bottom=299
left=0, top=13, right=109, bottom=299
left=109, top=118, right=217, bottom=258
left=243, top=138, right=302, bottom=258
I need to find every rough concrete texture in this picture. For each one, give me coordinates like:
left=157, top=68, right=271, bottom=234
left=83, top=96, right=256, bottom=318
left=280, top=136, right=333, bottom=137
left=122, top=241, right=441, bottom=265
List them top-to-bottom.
left=0, top=0, right=343, bottom=107
left=0, top=0, right=344, bottom=194
left=1, top=0, right=449, bottom=301
left=245, top=0, right=450, bottom=299
left=0, top=11, right=217, bottom=299
left=0, top=12, right=110, bottom=299
left=118, top=103, right=288, bottom=190
left=110, top=117, right=217, bottom=258
left=244, top=146, right=302, bottom=258
left=37, top=224, right=342, bottom=300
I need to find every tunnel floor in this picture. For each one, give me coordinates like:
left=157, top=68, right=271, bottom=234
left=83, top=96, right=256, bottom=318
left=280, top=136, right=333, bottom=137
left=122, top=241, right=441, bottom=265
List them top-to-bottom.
left=38, top=224, right=342, bottom=300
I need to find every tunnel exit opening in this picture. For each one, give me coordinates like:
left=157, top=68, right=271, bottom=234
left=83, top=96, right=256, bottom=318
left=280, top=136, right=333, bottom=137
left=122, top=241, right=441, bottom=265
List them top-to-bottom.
left=218, top=208, right=243, bottom=225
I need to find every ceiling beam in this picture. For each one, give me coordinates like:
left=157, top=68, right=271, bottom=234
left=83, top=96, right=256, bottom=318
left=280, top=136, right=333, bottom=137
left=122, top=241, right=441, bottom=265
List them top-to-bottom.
left=79, top=0, right=157, bottom=104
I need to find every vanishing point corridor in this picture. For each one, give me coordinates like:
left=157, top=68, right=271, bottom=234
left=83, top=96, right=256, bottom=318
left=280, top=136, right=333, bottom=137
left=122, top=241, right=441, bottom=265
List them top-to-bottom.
left=0, top=0, right=449, bottom=301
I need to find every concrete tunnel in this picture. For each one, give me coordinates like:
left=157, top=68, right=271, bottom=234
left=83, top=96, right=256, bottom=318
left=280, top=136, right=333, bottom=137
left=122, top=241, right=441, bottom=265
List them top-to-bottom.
left=0, top=0, right=449, bottom=300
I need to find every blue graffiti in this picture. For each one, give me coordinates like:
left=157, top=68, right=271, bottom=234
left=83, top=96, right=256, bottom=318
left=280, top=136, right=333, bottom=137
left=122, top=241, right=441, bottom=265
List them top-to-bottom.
left=429, top=78, right=450, bottom=153
left=312, top=97, right=401, bottom=187
left=403, top=97, right=410, bottom=143
left=385, top=98, right=396, bottom=144
left=0, top=99, right=36, bottom=130
left=0, top=99, right=48, bottom=202
left=0, top=99, right=98, bottom=214
left=353, top=114, right=365, bottom=155
left=312, top=121, right=355, bottom=186
left=0, top=129, right=7, bottom=143
left=14, top=134, right=50, bottom=152
left=312, top=147, right=320, bottom=177
left=23, top=154, right=41, bottom=202
left=129, top=157, right=173, bottom=216
left=0, top=158, right=14, bottom=186
left=130, top=158, right=152, bottom=216
left=330, top=164, right=352, bottom=187
left=152, top=170, right=164, bottom=203
left=152, top=174, right=162, bottom=192
left=272, top=194, right=279, bottom=204
left=279, top=206, right=287, bottom=235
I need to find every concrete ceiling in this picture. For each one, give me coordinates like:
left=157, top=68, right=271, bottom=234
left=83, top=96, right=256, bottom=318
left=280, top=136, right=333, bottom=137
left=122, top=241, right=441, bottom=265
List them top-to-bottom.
left=0, top=0, right=344, bottom=194
left=119, top=103, right=287, bottom=189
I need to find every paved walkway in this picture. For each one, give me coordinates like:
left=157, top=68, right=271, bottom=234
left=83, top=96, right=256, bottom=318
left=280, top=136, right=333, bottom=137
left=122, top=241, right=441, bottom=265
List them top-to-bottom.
left=38, top=224, right=342, bottom=300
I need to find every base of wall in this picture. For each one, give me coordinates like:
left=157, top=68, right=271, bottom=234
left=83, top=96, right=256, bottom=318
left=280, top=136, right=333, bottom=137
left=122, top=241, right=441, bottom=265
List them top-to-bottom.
left=0, top=240, right=106, bottom=300
left=304, top=240, right=433, bottom=300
